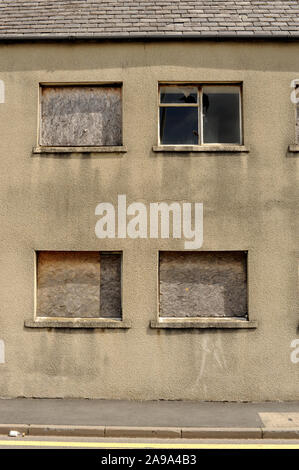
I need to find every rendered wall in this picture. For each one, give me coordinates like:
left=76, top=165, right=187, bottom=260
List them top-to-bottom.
left=0, top=40, right=298, bottom=400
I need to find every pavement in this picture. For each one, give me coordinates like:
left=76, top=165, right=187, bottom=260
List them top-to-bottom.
left=0, top=399, right=298, bottom=440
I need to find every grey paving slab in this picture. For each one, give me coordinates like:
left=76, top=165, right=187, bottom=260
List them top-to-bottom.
left=0, top=399, right=298, bottom=428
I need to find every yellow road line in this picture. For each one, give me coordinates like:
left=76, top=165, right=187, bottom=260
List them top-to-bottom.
left=0, top=440, right=298, bottom=449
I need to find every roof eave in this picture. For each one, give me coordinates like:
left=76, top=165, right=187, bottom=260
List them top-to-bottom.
left=0, top=33, right=299, bottom=42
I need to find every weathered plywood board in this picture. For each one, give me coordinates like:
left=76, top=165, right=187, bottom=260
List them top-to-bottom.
left=40, top=86, right=122, bottom=146
left=37, top=251, right=122, bottom=319
left=159, top=251, right=247, bottom=318
left=100, top=253, right=122, bottom=319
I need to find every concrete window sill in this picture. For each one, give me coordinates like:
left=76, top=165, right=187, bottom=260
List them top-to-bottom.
left=152, top=145, right=249, bottom=153
left=288, top=145, right=299, bottom=153
left=32, top=146, right=127, bottom=154
left=24, top=318, right=131, bottom=329
left=150, top=318, right=258, bottom=329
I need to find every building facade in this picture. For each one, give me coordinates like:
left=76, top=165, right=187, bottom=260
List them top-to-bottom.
left=0, top=1, right=298, bottom=401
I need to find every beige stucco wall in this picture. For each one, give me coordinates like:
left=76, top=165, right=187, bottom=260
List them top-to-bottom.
left=0, top=40, right=298, bottom=400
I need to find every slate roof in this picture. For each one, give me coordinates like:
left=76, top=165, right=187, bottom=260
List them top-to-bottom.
left=0, top=0, right=299, bottom=40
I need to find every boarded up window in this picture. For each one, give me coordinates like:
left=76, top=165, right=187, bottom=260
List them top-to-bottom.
left=40, top=85, right=122, bottom=146
left=296, top=87, right=299, bottom=143
left=37, top=251, right=122, bottom=319
left=159, top=251, right=247, bottom=318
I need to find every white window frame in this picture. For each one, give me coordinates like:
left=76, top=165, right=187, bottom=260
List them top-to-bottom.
left=158, top=82, right=243, bottom=148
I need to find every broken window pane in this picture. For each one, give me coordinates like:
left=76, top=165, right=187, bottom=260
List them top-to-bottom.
left=40, top=85, right=122, bottom=146
left=160, top=86, right=198, bottom=104
left=202, top=86, right=241, bottom=144
left=160, top=107, right=199, bottom=145
left=37, top=251, right=122, bottom=319
left=159, top=251, right=247, bottom=318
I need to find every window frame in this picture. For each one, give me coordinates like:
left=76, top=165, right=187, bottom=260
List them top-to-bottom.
left=34, top=82, right=127, bottom=155
left=156, top=82, right=246, bottom=152
left=288, top=83, right=299, bottom=153
left=296, top=84, right=299, bottom=145
left=159, top=85, right=201, bottom=146
left=24, top=250, right=131, bottom=329
left=150, top=250, right=257, bottom=329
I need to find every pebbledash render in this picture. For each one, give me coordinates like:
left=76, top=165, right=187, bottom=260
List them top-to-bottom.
left=0, top=0, right=298, bottom=401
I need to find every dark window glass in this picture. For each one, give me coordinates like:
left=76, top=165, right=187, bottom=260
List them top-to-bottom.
left=160, top=86, right=197, bottom=104
left=203, top=87, right=241, bottom=144
left=160, top=107, right=199, bottom=145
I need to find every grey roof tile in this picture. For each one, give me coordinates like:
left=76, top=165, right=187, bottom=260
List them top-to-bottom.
left=0, top=0, right=298, bottom=39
